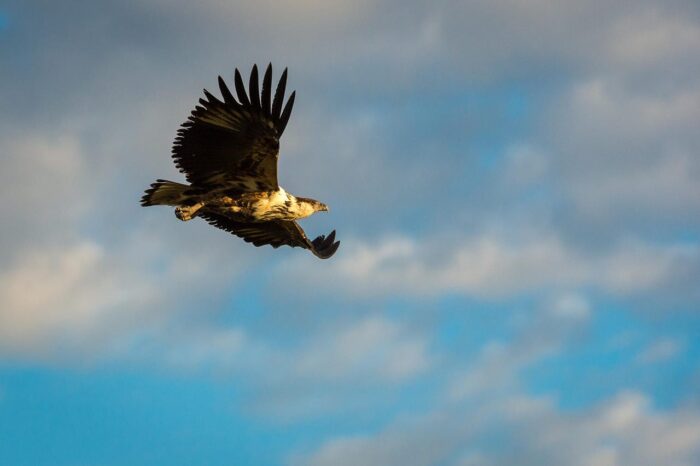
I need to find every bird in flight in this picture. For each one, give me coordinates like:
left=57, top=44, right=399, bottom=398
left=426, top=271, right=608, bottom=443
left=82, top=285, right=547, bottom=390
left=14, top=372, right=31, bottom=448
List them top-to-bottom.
left=141, top=64, right=340, bottom=259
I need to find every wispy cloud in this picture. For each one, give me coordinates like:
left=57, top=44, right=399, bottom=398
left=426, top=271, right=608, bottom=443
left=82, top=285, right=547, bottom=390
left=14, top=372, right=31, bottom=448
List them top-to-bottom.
left=276, top=232, right=699, bottom=299
left=298, top=302, right=700, bottom=466
left=636, top=337, right=685, bottom=365
left=302, top=391, right=700, bottom=466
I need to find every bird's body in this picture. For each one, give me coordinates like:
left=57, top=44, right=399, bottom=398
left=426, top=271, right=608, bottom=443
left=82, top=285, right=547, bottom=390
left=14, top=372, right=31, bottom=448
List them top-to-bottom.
left=141, top=64, right=339, bottom=258
left=167, top=186, right=325, bottom=222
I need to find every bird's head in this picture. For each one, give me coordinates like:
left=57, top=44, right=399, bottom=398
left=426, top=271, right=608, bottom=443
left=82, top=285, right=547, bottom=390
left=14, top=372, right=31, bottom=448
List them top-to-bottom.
left=296, top=197, right=329, bottom=217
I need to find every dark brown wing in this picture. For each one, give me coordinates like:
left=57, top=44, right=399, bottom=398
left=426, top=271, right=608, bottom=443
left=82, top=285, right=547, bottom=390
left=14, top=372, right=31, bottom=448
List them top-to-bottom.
left=172, top=63, right=296, bottom=192
left=200, top=213, right=340, bottom=259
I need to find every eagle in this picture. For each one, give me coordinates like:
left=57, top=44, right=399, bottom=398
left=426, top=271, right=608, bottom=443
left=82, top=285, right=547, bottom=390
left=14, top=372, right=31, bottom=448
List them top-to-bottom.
left=141, top=64, right=340, bottom=259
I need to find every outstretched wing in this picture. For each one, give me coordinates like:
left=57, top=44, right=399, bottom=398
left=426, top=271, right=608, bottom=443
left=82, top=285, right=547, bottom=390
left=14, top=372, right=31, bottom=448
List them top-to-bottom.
left=172, top=64, right=296, bottom=192
left=200, top=213, right=340, bottom=259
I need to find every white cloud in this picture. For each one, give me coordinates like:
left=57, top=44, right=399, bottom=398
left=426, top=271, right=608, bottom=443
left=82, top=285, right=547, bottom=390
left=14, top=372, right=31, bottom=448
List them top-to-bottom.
left=147, top=0, right=376, bottom=32
left=539, top=7, right=700, bottom=231
left=609, top=9, right=700, bottom=71
left=558, top=77, right=700, bottom=161
left=0, top=117, right=268, bottom=360
left=0, top=131, right=253, bottom=359
left=0, top=133, right=94, bottom=258
left=0, top=133, right=87, bottom=211
left=0, top=133, right=154, bottom=356
left=501, top=144, right=549, bottom=187
left=567, top=150, right=700, bottom=222
left=0, top=226, right=250, bottom=359
left=277, top=232, right=698, bottom=299
left=0, top=242, right=136, bottom=354
left=293, top=288, right=694, bottom=465
left=550, top=293, right=591, bottom=320
left=447, top=294, right=590, bottom=401
left=299, top=307, right=700, bottom=466
left=116, top=312, right=432, bottom=419
left=228, top=314, right=433, bottom=420
left=292, top=316, right=430, bottom=382
left=132, top=325, right=248, bottom=372
left=636, top=337, right=685, bottom=364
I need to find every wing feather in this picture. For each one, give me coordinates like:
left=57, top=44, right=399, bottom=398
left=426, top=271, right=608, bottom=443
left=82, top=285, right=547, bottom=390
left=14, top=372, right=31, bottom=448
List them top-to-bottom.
left=261, top=63, right=272, bottom=116
left=171, top=64, right=296, bottom=191
left=248, top=64, right=260, bottom=109
left=234, top=68, right=250, bottom=106
left=272, top=68, right=287, bottom=120
left=217, top=76, right=236, bottom=105
left=278, top=90, right=295, bottom=134
left=200, top=213, right=340, bottom=259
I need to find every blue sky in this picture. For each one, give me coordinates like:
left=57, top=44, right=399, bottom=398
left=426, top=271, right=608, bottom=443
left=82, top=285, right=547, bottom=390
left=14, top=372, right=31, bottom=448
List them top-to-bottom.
left=1, top=0, right=699, bottom=465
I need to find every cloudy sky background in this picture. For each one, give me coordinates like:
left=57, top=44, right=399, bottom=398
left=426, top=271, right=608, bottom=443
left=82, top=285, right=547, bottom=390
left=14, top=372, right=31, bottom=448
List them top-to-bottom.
left=1, top=0, right=700, bottom=464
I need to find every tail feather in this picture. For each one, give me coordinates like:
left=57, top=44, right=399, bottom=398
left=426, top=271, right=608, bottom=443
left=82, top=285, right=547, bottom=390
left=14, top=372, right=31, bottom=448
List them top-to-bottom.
left=141, top=179, right=190, bottom=206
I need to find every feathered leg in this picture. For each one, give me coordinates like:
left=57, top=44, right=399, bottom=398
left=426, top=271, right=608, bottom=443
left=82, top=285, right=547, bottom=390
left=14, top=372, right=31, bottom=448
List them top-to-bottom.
left=175, top=202, right=204, bottom=221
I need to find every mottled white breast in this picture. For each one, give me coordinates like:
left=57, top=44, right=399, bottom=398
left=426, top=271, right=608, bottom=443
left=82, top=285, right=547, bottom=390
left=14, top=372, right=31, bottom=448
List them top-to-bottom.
left=251, top=187, right=317, bottom=220
left=253, top=187, right=294, bottom=220
left=270, top=187, right=292, bottom=206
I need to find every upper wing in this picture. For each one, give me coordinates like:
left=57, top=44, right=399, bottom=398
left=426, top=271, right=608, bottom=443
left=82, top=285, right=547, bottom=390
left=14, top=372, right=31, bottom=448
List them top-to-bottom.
left=172, top=64, right=296, bottom=192
left=200, top=213, right=340, bottom=259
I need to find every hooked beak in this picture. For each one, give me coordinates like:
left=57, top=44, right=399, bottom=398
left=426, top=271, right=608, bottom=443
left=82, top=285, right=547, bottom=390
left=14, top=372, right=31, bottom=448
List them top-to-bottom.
left=320, top=204, right=329, bottom=212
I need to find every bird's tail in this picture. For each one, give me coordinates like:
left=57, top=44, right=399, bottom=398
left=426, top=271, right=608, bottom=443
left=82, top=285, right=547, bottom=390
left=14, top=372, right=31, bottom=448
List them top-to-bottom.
left=141, top=179, right=190, bottom=206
